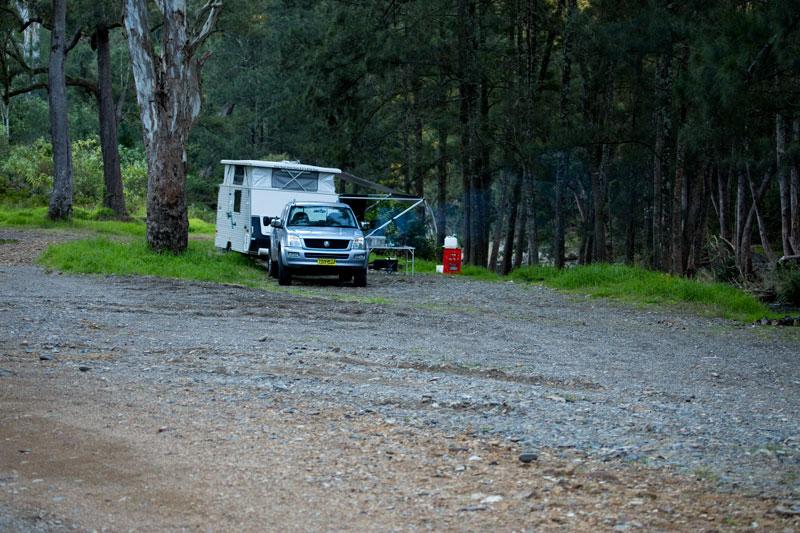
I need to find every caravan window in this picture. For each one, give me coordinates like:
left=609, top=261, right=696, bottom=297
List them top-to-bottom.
left=233, top=165, right=245, bottom=185
left=272, top=170, right=319, bottom=192
left=233, top=190, right=242, bottom=213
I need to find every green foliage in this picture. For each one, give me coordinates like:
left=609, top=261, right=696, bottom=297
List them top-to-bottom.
left=0, top=137, right=149, bottom=210
left=119, top=145, right=148, bottom=212
left=0, top=205, right=213, bottom=236
left=770, top=265, right=800, bottom=307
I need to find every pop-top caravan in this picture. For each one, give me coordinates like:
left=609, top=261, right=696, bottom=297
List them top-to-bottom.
left=215, top=160, right=341, bottom=255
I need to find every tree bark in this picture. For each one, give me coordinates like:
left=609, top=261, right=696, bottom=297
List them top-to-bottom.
left=47, top=0, right=73, bottom=221
left=124, top=0, right=222, bottom=252
left=457, top=0, right=478, bottom=264
left=553, top=0, right=575, bottom=269
left=94, top=24, right=126, bottom=217
left=652, top=52, right=671, bottom=270
left=776, top=111, right=792, bottom=256
left=791, top=117, right=799, bottom=254
left=435, top=126, right=448, bottom=260
left=671, top=136, right=686, bottom=275
left=592, top=143, right=610, bottom=262
left=717, top=160, right=732, bottom=245
left=523, top=170, right=538, bottom=266
left=489, top=171, right=510, bottom=272
left=513, top=171, right=528, bottom=270
left=738, top=171, right=771, bottom=278
left=502, top=172, right=522, bottom=274
left=624, top=174, right=637, bottom=265
left=749, top=174, right=776, bottom=265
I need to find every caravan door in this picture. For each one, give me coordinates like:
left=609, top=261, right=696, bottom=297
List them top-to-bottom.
left=215, top=165, right=251, bottom=252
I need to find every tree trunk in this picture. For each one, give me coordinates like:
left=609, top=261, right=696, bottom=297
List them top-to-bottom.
left=47, top=0, right=73, bottom=221
left=124, top=0, right=221, bottom=253
left=457, top=0, right=478, bottom=264
left=553, top=0, right=575, bottom=269
left=94, top=25, right=127, bottom=217
left=652, top=52, right=671, bottom=270
left=1, top=98, right=9, bottom=138
left=776, top=111, right=792, bottom=256
left=791, top=117, right=799, bottom=254
left=436, top=126, right=448, bottom=260
left=671, top=137, right=686, bottom=275
left=592, top=143, right=610, bottom=262
left=717, top=160, right=732, bottom=245
left=735, top=165, right=746, bottom=259
left=686, top=166, right=709, bottom=277
left=513, top=171, right=528, bottom=270
left=524, top=171, right=538, bottom=266
left=738, top=171, right=771, bottom=278
left=489, top=172, right=510, bottom=272
left=502, top=172, right=522, bottom=274
left=624, top=174, right=637, bottom=265
left=749, top=174, right=776, bottom=265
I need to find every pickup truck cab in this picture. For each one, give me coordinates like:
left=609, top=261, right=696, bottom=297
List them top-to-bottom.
left=269, top=201, right=368, bottom=286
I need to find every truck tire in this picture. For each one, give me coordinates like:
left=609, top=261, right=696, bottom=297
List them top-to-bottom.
left=277, top=254, right=292, bottom=286
left=268, top=258, right=278, bottom=278
left=353, top=268, right=367, bottom=287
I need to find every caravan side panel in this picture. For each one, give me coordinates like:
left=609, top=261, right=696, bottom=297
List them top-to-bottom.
left=215, top=184, right=234, bottom=249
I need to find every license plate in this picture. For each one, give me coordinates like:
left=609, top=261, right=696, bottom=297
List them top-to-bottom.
left=316, top=258, right=336, bottom=265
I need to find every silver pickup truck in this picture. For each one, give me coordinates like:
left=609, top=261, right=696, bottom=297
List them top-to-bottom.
left=268, top=201, right=368, bottom=286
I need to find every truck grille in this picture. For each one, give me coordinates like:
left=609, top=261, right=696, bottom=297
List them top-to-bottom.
left=304, top=239, right=350, bottom=249
left=305, top=253, right=349, bottom=259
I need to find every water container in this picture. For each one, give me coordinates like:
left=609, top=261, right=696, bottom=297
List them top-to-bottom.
left=444, top=235, right=459, bottom=249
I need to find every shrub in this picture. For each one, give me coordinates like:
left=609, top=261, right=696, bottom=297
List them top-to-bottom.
left=773, top=264, right=800, bottom=306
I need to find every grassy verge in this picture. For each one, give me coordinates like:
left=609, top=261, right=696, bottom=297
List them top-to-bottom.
left=4, top=206, right=771, bottom=321
left=39, top=237, right=268, bottom=288
left=415, top=258, right=769, bottom=322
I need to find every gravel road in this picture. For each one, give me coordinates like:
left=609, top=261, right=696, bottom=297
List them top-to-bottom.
left=1, top=229, right=799, bottom=530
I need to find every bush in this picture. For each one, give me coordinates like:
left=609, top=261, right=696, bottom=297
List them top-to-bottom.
left=0, top=138, right=149, bottom=212
left=773, top=264, right=800, bottom=306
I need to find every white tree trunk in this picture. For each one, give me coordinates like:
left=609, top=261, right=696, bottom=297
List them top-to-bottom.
left=124, top=0, right=221, bottom=252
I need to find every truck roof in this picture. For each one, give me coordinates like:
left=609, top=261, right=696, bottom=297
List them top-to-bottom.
left=220, top=160, right=342, bottom=174
left=290, top=201, right=351, bottom=208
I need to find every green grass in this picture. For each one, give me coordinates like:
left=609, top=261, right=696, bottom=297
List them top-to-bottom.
left=4, top=206, right=771, bottom=322
left=39, top=237, right=267, bottom=287
left=417, top=257, right=769, bottom=322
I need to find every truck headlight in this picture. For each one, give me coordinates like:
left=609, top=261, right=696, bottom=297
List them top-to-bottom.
left=287, top=234, right=302, bottom=248
left=352, top=236, right=365, bottom=250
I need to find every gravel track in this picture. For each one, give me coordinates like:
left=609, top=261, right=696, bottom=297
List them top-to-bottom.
left=1, top=229, right=799, bottom=530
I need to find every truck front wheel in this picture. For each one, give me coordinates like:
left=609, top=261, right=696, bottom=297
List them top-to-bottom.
left=277, top=253, right=292, bottom=286
left=353, top=268, right=367, bottom=287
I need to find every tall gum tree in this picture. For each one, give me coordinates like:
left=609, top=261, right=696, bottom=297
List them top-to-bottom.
left=48, top=0, right=73, bottom=220
left=123, top=0, right=222, bottom=252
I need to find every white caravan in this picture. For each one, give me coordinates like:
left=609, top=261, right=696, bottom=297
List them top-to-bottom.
left=214, top=160, right=340, bottom=255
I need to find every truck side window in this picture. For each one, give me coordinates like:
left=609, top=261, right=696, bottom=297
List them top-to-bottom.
left=233, top=165, right=244, bottom=185
left=233, top=190, right=242, bottom=213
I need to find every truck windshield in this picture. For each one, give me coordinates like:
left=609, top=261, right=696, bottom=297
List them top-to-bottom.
left=287, top=206, right=357, bottom=228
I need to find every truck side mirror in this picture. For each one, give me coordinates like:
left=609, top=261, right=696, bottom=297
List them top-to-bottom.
left=270, top=218, right=283, bottom=229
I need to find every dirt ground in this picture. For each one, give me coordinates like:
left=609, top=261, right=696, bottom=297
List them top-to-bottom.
left=1, top=229, right=799, bottom=531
